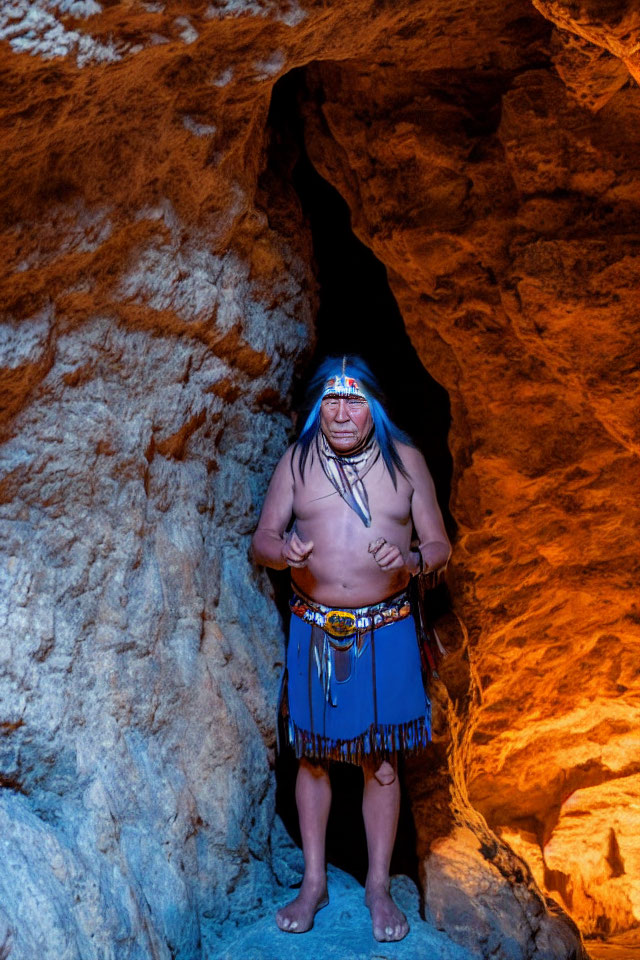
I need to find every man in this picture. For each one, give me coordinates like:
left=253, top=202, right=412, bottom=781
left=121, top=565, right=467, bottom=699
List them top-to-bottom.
left=251, top=355, right=451, bottom=942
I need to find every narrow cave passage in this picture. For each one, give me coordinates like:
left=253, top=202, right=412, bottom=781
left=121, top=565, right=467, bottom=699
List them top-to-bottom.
left=261, top=65, right=456, bottom=887
left=263, top=67, right=455, bottom=533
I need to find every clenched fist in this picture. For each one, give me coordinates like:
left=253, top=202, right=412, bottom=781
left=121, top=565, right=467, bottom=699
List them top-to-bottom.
left=282, top=531, right=314, bottom=569
left=368, top=537, right=406, bottom=572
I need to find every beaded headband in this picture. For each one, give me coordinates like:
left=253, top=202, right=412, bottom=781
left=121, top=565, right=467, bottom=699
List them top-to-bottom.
left=321, top=357, right=367, bottom=401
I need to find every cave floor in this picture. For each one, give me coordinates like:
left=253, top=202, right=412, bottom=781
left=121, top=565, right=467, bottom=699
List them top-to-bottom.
left=213, top=866, right=474, bottom=960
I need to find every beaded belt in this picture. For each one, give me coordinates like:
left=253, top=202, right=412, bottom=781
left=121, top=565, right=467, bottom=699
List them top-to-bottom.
left=290, top=587, right=412, bottom=643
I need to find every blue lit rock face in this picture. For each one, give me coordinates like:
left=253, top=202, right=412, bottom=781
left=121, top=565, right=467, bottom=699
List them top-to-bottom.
left=1, top=1, right=635, bottom=959
left=0, top=61, right=314, bottom=949
left=0, top=271, right=311, bottom=956
left=220, top=866, right=476, bottom=960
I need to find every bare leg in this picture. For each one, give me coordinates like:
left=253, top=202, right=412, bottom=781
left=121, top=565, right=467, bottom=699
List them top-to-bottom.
left=276, top=758, right=331, bottom=933
left=362, top=758, right=409, bottom=942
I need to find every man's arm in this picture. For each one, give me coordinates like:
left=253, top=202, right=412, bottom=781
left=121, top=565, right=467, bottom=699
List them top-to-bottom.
left=368, top=446, right=450, bottom=575
left=251, top=447, right=313, bottom=571
left=405, top=447, right=451, bottom=573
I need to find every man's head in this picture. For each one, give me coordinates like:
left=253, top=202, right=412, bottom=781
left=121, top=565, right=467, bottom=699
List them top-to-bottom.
left=296, top=355, right=412, bottom=484
left=319, top=370, right=373, bottom=454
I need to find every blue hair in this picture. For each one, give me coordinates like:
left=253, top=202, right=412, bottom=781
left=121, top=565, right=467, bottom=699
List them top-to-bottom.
left=295, top=355, right=413, bottom=487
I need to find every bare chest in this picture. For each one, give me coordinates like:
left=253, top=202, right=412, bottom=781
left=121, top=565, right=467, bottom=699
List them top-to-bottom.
left=292, top=455, right=412, bottom=527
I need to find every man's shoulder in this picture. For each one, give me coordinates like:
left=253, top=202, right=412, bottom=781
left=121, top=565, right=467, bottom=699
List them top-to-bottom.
left=277, top=441, right=315, bottom=479
left=395, top=441, right=425, bottom=468
left=394, top=442, right=432, bottom=485
left=268, top=443, right=296, bottom=480
left=273, top=443, right=301, bottom=474
left=281, top=443, right=297, bottom=461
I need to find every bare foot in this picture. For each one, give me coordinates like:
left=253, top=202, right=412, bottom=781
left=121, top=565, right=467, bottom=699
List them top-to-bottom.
left=374, top=760, right=396, bottom=786
left=276, top=878, right=328, bottom=934
left=365, top=883, right=409, bottom=942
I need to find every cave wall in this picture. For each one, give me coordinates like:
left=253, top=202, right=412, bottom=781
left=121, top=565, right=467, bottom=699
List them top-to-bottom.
left=0, top=1, right=638, bottom=958
left=0, top=4, right=318, bottom=956
left=296, top=7, right=640, bottom=942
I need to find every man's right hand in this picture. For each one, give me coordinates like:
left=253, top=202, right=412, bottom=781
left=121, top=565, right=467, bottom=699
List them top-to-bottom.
left=282, top=531, right=314, bottom=568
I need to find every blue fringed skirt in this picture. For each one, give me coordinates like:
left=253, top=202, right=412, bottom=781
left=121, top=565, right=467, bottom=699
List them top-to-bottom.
left=279, top=600, right=431, bottom=764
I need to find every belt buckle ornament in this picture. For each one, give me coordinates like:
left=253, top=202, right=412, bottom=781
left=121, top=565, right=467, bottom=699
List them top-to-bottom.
left=324, top=610, right=357, bottom=638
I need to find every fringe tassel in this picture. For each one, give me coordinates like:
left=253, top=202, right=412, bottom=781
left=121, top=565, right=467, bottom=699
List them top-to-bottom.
left=282, top=710, right=432, bottom=764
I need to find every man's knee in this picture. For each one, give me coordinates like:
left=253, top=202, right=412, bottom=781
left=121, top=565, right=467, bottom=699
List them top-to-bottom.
left=363, top=758, right=397, bottom=786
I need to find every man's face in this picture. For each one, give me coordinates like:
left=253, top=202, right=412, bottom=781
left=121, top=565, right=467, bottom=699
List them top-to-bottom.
left=320, top=395, right=373, bottom=454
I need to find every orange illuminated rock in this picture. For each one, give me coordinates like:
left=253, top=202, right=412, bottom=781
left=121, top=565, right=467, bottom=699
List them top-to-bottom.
left=532, top=0, right=640, bottom=82
left=298, top=14, right=640, bottom=951
left=500, top=773, right=640, bottom=936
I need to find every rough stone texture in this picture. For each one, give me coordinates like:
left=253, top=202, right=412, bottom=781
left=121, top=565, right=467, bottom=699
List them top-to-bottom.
left=0, top=0, right=638, bottom=958
left=532, top=0, right=640, bottom=83
left=298, top=3, right=640, bottom=948
left=0, top=4, right=316, bottom=952
left=296, top=4, right=640, bottom=950
left=0, top=265, right=313, bottom=956
left=502, top=773, right=640, bottom=938
left=220, top=855, right=477, bottom=960
left=588, top=929, right=640, bottom=960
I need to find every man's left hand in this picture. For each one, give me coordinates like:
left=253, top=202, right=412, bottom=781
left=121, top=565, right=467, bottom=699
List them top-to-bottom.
left=368, top=537, right=408, bottom=572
